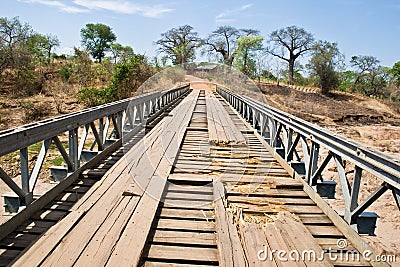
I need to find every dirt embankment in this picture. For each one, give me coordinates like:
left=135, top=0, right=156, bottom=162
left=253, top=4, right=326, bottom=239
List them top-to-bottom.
left=258, top=83, right=400, bottom=158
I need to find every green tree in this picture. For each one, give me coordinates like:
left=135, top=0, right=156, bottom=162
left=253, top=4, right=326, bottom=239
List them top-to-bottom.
left=0, top=16, right=32, bottom=73
left=80, top=23, right=116, bottom=63
left=156, top=25, right=201, bottom=65
left=203, top=26, right=259, bottom=66
left=267, top=26, right=314, bottom=84
left=27, top=33, right=60, bottom=61
left=233, top=35, right=264, bottom=77
left=308, top=41, right=343, bottom=94
left=110, top=43, right=133, bottom=63
left=350, top=55, right=387, bottom=97
left=390, top=61, right=400, bottom=86
left=338, top=70, right=357, bottom=91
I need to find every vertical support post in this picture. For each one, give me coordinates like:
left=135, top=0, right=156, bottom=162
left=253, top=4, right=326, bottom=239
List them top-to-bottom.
left=117, top=111, right=123, bottom=137
left=99, top=117, right=104, bottom=149
left=269, top=118, right=277, bottom=147
left=78, top=124, right=89, bottom=160
left=69, top=128, right=79, bottom=171
left=285, top=128, right=293, bottom=162
left=307, top=141, right=320, bottom=185
left=20, top=148, right=29, bottom=193
left=350, top=166, right=362, bottom=212
left=393, top=188, right=400, bottom=210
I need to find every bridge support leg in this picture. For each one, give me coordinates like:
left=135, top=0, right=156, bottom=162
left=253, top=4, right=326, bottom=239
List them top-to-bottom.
left=69, top=128, right=79, bottom=171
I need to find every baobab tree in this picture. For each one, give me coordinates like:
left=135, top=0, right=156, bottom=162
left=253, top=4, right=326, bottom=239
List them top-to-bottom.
left=267, top=26, right=314, bottom=84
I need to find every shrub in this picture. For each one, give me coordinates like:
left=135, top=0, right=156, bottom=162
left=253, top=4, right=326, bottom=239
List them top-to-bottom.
left=58, top=64, right=73, bottom=82
left=16, top=68, right=45, bottom=96
left=77, top=87, right=111, bottom=107
left=20, top=100, right=50, bottom=121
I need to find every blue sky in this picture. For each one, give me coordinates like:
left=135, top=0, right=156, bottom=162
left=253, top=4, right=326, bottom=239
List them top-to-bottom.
left=1, top=0, right=399, bottom=67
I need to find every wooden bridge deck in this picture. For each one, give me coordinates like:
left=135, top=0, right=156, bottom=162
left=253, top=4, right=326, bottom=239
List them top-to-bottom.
left=0, top=89, right=373, bottom=266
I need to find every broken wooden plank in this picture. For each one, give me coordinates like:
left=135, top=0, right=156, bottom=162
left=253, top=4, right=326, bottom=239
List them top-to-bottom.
left=213, top=180, right=246, bottom=267
left=273, top=212, right=333, bottom=267
left=240, top=222, right=277, bottom=267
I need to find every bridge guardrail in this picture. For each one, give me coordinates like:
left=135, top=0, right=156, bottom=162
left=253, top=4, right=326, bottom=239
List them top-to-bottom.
left=0, top=85, right=190, bottom=211
left=217, top=87, right=400, bottom=226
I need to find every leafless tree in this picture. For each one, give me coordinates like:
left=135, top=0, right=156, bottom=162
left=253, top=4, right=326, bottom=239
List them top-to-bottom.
left=266, top=25, right=314, bottom=84
left=203, top=26, right=259, bottom=66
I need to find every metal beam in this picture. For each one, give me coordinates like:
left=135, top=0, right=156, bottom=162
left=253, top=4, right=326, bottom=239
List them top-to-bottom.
left=53, top=135, right=73, bottom=169
left=29, top=138, right=52, bottom=192
left=311, top=152, right=333, bottom=185
left=0, top=167, right=26, bottom=199
left=351, top=183, right=389, bottom=220
left=393, top=188, right=400, bottom=210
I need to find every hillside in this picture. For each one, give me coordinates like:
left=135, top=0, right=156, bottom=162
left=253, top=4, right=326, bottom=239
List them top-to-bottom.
left=257, top=82, right=400, bottom=159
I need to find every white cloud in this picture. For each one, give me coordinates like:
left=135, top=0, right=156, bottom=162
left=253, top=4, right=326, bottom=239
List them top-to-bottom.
left=18, top=0, right=174, bottom=17
left=18, top=0, right=88, bottom=13
left=72, top=0, right=174, bottom=17
left=216, top=3, right=254, bottom=23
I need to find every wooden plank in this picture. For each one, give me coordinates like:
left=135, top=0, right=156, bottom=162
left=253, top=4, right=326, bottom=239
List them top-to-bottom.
left=105, top=90, right=200, bottom=267
left=205, top=90, right=245, bottom=145
left=0, top=135, right=123, bottom=242
left=168, top=174, right=213, bottom=183
left=222, top=176, right=300, bottom=187
left=38, top=180, right=137, bottom=265
left=213, top=180, right=246, bottom=267
left=166, top=184, right=213, bottom=194
left=227, top=189, right=308, bottom=198
left=164, top=191, right=214, bottom=201
left=74, top=196, right=140, bottom=266
left=227, top=196, right=315, bottom=206
left=162, top=199, right=214, bottom=209
left=232, top=203, right=324, bottom=214
left=159, top=208, right=214, bottom=221
left=31, top=210, right=67, bottom=221
left=273, top=212, right=333, bottom=266
left=297, top=214, right=332, bottom=225
left=156, top=218, right=215, bottom=232
left=16, top=220, right=56, bottom=235
left=240, top=222, right=277, bottom=267
left=264, top=223, right=304, bottom=267
left=306, top=225, right=343, bottom=237
left=150, top=230, right=216, bottom=246
left=316, top=238, right=356, bottom=250
left=145, top=244, right=218, bottom=263
left=143, top=261, right=215, bottom=267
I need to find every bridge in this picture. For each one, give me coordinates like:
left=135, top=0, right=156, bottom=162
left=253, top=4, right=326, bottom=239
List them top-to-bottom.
left=0, top=82, right=399, bottom=266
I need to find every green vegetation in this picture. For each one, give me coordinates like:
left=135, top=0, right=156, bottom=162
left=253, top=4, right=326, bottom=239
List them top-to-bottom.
left=1, top=16, right=399, bottom=112
left=80, top=23, right=116, bottom=63
left=233, top=35, right=264, bottom=78
left=307, top=41, right=342, bottom=94
left=77, top=54, right=154, bottom=106
left=28, top=142, right=43, bottom=153
left=52, top=157, right=64, bottom=166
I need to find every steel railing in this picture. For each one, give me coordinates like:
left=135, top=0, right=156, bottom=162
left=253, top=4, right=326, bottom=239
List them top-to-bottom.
left=0, top=85, right=190, bottom=211
left=217, top=87, right=400, bottom=225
